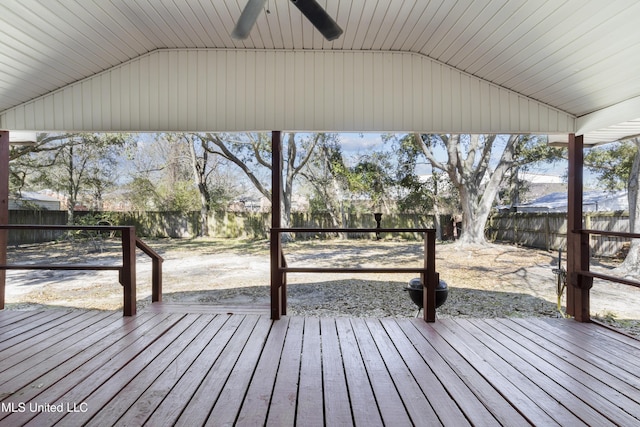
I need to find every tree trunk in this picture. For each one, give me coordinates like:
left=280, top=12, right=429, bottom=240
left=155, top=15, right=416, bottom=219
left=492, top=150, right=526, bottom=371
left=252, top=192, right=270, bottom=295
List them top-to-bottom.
left=617, top=138, right=640, bottom=273
left=188, top=139, right=210, bottom=237
left=457, top=192, right=488, bottom=245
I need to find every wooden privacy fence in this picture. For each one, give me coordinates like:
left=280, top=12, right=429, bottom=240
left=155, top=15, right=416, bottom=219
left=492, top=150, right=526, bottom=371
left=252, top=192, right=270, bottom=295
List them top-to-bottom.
left=9, top=209, right=634, bottom=258
left=8, top=210, right=440, bottom=242
left=486, top=211, right=632, bottom=257
left=0, top=225, right=163, bottom=316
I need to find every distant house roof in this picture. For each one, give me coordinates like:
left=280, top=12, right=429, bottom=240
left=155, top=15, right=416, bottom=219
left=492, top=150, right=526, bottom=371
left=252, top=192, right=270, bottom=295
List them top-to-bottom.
left=518, top=172, right=564, bottom=184
left=9, top=191, right=62, bottom=210
left=515, top=191, right=627, bottom=213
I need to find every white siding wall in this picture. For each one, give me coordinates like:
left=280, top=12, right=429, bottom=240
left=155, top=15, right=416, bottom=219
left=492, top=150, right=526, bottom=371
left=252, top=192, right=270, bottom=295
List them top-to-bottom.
left=1, top=49, right=575, bottom=134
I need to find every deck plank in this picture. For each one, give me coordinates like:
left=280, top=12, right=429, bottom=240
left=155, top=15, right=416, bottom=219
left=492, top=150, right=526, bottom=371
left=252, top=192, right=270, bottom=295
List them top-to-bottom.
left=146, top=302, right=270, bottom=315
left=0, top=309, right=82, bottom=346
left=0, top=309, right=43, bottom=327
left=0, top=310, right=115, bottom=377
left=1, top=310, right=639, bottom=426
left=0, top=311, right=122, bottom=392
left=0, top=313, right=164, bottom=415
left=18, top=313, right=183, bottom=427
left=84, top=314, right=215, bottom=426
left=115, top=314, right=231, bottom=426
left=143, top=314, right=245, bottom=426
left=36, top=315, right=196, bottom=425
left=173, top=315, right=261, bottom=426
left=206, top=316, right=274, bottom=426
left=266, top=316, right=305, bottom=426
left=235, top=317, right=290, bottom=426
left=296, top=317, right=324, bottom=427
left=335, top=317, right=384, bottom=426
left=319, top=318, right=353, bottom=427
left=320, top=318, right=353, bottom=427
left=350, top=318, right=414, bottom=426
left=364, top=318, right=444, bottom=426
left=459, top=318, right=635, bottom=426
left=491, top=318, right=640, bottom=407
left=516, top=318, right=640, bottom=386
left=540, top=318, right=640, bottom=369
left=377, top=319, right=474, bottom=427
left=387, top=319, right=501, bottom=427
left=408, top=319, right=532, bottom=426
left=430, top=319, right=564, bottom=426
left=443, top=319, right=593, bottom=426
left=573, top=321, right=640, bottom=350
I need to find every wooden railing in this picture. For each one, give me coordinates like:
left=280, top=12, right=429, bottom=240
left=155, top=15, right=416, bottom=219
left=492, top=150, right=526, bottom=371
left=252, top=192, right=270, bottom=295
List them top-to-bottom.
left=0, top=224, right=163, bottom=316
left=270, top=227, right=438, bottom=322
left=578, top=229, right=640, bottom=289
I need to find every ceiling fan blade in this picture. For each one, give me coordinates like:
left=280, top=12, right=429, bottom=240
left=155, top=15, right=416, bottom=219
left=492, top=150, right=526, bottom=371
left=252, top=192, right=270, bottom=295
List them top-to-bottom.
left=232, top=0, right=268, bottom=39
left=290, top=0, right=343, bottom=41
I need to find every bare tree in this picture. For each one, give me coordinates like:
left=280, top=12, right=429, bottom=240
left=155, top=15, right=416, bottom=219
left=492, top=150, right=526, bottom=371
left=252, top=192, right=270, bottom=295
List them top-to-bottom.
left=199, top=132, right=319, bottom=228
left=301, top=134, right=349, bottom=228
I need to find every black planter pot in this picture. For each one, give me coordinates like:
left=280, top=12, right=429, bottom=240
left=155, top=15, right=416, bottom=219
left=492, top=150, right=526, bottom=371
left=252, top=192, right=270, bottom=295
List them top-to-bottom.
left=405, top=277, right=448, bottom=309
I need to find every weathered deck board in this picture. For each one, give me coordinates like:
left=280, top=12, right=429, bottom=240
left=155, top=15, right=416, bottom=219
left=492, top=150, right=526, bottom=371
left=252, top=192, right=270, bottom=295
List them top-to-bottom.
left=1, top=308, right=639, bottom=426
left=143, top=313, right=245, bottom=426
left=296, top=317, right=324, bottom=427
left=318, top=317, right=353, bottom=426
left=335, top=317, right=385, bottom=426
left=402, top=319, right=522, bottom=426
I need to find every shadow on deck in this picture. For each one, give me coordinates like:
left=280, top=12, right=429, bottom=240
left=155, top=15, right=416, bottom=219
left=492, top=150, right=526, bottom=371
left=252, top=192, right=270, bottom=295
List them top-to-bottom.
left=1, top=307, right=639, bottom=426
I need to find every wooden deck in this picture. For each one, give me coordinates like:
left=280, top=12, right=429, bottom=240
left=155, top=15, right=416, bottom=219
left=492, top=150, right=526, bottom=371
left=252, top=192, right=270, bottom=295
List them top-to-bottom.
left=1, top=308, right=640, bottom=426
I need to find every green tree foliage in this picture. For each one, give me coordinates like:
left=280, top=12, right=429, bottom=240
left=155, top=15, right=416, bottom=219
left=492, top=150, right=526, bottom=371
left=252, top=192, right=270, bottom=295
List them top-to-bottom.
left=10, top=133, right=129, bottom=223
left=125, top=134, right=241, bottom=220
left=302, top=135, right=396, bottom=224
left=585, top=139, right=640, bottom=272
left=584, top=141, right=636, bottom=191
left=347, top=153, right=394, bottom=213
left=127, top=177, right=160, bottom=211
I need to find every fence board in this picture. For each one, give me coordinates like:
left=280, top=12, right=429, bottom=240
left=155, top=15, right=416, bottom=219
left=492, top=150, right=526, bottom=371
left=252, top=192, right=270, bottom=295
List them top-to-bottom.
left=487, top=212, right=630, bottom=257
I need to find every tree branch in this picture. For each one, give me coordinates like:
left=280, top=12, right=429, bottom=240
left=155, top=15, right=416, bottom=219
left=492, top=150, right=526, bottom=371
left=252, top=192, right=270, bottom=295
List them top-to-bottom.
left=202, top=133, right=271, bottom=200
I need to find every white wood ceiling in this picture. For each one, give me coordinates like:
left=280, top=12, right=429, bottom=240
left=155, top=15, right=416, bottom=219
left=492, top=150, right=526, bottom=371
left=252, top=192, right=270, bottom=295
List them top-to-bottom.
left=1, top=0, right=640, bottom=141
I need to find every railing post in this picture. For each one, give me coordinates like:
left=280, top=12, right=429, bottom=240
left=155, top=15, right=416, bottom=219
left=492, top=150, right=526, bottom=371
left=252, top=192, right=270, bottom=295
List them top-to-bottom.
left=271, top=130, right=283, bottom=320
left=0, top=131, right=8, bottom=310
left=567, top=134, right=592, bottom=321
left=121, top=226, right=137, bottom=316
left=271, top=229, right=283, bottom=319
left=423, top=230, right=436, bottom=322
left=280, top=250, right=287, bottom=316
left=152, top=256, right=162, bottom=303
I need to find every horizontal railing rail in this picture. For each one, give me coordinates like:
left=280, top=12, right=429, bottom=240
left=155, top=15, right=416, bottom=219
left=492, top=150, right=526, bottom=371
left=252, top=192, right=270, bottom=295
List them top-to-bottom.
left=0, top=224, right=163, bottom=315
left=270, top=227, right=438, bottom=322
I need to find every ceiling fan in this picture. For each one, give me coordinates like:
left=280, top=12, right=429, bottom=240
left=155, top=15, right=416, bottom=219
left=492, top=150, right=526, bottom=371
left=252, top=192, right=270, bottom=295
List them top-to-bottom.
left=232, top=0, right=343, bottom=41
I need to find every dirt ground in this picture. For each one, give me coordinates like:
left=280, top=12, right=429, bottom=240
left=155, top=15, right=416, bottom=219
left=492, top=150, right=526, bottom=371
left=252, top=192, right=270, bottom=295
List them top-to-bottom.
left=4, top=237, right=640, bottom=335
